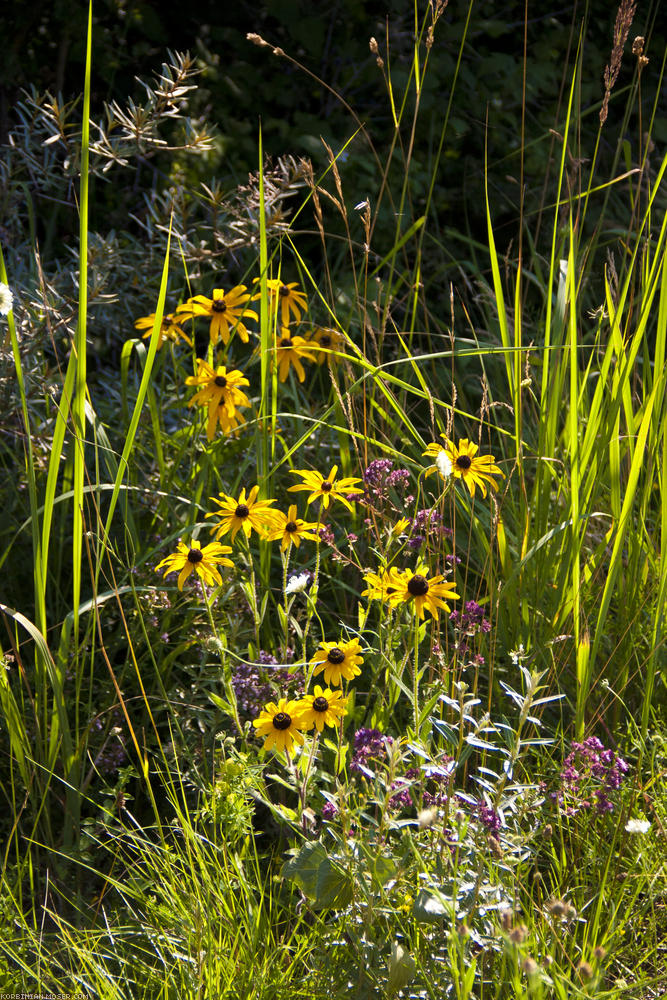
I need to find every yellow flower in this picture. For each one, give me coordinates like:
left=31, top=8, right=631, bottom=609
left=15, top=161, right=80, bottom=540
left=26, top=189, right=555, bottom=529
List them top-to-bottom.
left=254, top=278, right=308, bottom=326
left=176, top=286, right=258, bottom=345
left=133, top=312, right=192, bottom=349
left=303, top=326, right=348, bottom=365
left=275, top=330, right=316, bottom=382
left=185, top=361, right=251, bottom=440
left=423, top=436, right=504, bottom=497
left=288, top=465, right=364, bottom=512
left=206, top=485, right=280, bottom=542
left=266, top=504, right=321, bottom=552
left=391, top=517, right=411, bottom=537
left=155, top=538, right=233, bottom=591
left=386, top=566, right=459, bottom=620
left=361, top=568, right=400, bottom=603
left=310, top=639, right=363, bottom=686
left=296, top=686, right=348, bottom=732
left=252, top=698, right=305, bottom=755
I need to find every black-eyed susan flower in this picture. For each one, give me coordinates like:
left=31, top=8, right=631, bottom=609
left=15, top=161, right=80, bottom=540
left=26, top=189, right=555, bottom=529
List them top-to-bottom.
left=254, top=278, right=308, bottom=326
left=176, top=286, right=258, bottom=345
left=134, top=312, right=192, bottom=349
left=303, top=326, right=347, bottom=365
left=275, top=330, right=316, bottom=382
left=185, top=361, right=251, bottom=440
left=207, top=401, right=248, bottom=438
left=423, top=436, right=504, bottom=497
left=288, top=465, right=364, bottom=512
left=206, top=485, right=280, bottom=542
left=266, top=504, right=321, bottom=552
left=155, top=538, right=233, bottom=591
left=387, top=566, right=459, bottom=620
left=361, top=568, right=400, bottom=603
left=310, top=639, right=363, bottom=686
left=296, top=686, right=348, bottom=733
left=252, top=698, right=305, bottom=755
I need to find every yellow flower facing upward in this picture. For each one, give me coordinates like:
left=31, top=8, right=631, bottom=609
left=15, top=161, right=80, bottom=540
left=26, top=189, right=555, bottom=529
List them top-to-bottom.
left=254, top=278, right=308, bottom=326
left=176, top=286, right=258, bottom=345
left=133, top=312, right=192, bottom=349
left=303, top=326, right=348, bottom=365
left=274, top=330, right=316, bottom=382
left=185, top=360, right=250, bottom=438
left=423, top=436, right=504, bottom=498
left=288, top=465, right=364, bottom=512
left=206, top=485, right=280, bottom=542
left=266, top=504, right=321, bottom=552
left=155, top=538, right=233, bottom=591
left=387, top=566, right=459, bottom=620
left=310, top=639, right=364, bottom=687
left=296, top=686, right=348, bottom=733
left=252, top=698, right=305, bottom=755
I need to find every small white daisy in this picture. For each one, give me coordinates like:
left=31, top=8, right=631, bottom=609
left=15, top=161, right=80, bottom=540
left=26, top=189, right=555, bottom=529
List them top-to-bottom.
left=0, top=283, right=14, bottom=316
left=435, top=450, right=453, bottom=479
left=285, top=571, right=311, bottom=595
left=624, top=818, right=650, bottom=834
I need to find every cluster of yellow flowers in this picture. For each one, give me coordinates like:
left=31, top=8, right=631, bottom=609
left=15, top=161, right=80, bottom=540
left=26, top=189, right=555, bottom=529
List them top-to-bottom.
left=133, top=278, right=348, bottom=442
left=154, top=436, right=505, bottom=754
left=155, top=467, right=365, bottom=591
left=252, top=638, right=364, bottom=754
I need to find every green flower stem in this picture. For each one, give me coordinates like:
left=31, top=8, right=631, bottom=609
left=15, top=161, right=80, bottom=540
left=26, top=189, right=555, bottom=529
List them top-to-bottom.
left=300, top=499, right=324, bottom=667
left=240, top=534, right=261, bottom=650
left=280, top=547, right=291, bottom=655
left=202, top=584, right=243, bottom=736
left=413, top=613, right=421, bottom=733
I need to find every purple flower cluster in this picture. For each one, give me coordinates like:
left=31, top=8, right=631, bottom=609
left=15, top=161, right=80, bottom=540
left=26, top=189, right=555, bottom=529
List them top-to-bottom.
left=363, top=459, right=411, bottom=501
left=407, top=509, right=452, bottom=551
left=318, top=524, right=335, bottom=547
left=450, top=600, right=491, bottom=635
left=232, top=657, right=302, bottom=718
left=349, top=727, right=394, bottom=775
left=556, top=736, right=629, bottom=815
left=388, top=757, right=455, bottom=811
left=321, top=801, right=338, bottom=821
left=476, top=803, right=501, bottom=833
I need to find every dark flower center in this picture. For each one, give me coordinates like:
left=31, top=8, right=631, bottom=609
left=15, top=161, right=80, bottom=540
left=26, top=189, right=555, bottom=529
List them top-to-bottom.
left=279, top=285, right=290, bottom=297
left=212, top=300, right=227, bottom=312
left=320, top=335, right=331, bottom=347
left=279, top=336, right=293, bottom=347
left=214, top=375, right=227, bottom=387
left=456, top=455, right=472, bottom=470
left=321, top=481, right=333, bottom=492
left=235, top=504, right=250, bottom=518
left=286, top=520, right=298, bottom=532
left=187, top=548, right=204, bottom=564
left=407, top=574, right=429, bottom=597
left=327, top=647, right=345, bottom=664
left=312, top=696, right=329, bottom=712
left=272, top=712, right=292, bottom=730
